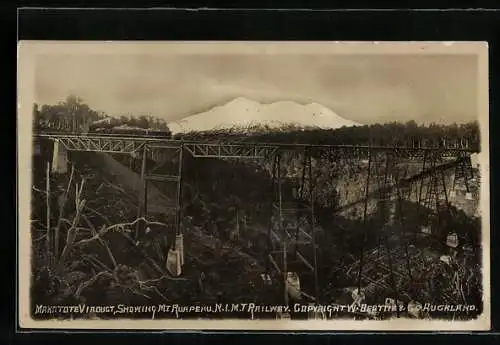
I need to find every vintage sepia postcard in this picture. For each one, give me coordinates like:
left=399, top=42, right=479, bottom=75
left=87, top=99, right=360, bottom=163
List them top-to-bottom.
left=17, top=41, right=490, bottom=331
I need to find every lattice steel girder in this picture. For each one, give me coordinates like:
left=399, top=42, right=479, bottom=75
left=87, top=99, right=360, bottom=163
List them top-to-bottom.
left=35, top=134, right=477, bottom=158
left=47, top=135, right=147, bottom=154
left=183, top=142, right=278, bottom=159
left=334, top=157, right=462, bottom=214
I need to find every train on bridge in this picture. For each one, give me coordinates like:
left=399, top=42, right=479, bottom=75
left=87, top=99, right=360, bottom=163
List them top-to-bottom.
left=33, top=116, right=481, bottom=152
left=34, top=118, right=172, bottom=138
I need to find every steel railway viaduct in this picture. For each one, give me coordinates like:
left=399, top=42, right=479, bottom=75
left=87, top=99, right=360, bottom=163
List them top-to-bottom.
left=34, top=133, right=479, bottom=315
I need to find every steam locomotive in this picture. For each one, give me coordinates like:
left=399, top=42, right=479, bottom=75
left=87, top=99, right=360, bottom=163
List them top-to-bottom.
left=35, top=118, right=172, bottom=138
left=89, top=124, right=172, bottom=138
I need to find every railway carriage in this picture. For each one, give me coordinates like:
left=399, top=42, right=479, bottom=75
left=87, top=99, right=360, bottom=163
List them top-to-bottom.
left=90, top=125, right=172, bottom=138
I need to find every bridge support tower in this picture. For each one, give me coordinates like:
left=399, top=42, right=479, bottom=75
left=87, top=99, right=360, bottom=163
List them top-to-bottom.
left=135, top=144, right=185, bottom=277
left=267, top=148, right=320, bottom=308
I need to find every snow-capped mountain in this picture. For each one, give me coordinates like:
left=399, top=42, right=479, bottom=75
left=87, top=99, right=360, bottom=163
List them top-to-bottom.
left=167, top=97, right=360, bottom=134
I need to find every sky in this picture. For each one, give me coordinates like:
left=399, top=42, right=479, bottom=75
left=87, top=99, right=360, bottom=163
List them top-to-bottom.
left=34, top=52, right=479, bottom=125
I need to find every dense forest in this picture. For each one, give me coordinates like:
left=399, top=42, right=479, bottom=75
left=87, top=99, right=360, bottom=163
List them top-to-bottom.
left=179, top=121, right=480, bottom=150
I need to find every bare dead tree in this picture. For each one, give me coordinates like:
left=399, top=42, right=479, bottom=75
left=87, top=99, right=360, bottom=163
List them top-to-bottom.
left=45, top=162, right=50, bottom=252
left=54, top=164, right=75, bottom=259
left=58, top=177, right=87, bottom=269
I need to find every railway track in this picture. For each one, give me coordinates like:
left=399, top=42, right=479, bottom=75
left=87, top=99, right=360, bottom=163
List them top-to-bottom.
left=34, top=132, right=478, bottom=153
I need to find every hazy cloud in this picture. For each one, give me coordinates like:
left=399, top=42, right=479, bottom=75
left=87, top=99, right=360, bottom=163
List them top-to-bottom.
left=35, top=53, right=478, bottom=124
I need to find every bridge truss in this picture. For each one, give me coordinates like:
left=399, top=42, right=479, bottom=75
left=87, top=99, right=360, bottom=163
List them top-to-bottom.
left=34, top=133, right=478, bottom=310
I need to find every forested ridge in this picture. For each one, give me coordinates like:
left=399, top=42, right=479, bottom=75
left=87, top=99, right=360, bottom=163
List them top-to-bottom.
left=179, top=121, right=480, bottom=149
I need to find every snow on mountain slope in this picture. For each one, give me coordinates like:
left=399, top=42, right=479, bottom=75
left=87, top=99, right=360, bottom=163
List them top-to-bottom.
left=168, top=97, right=360, bottom=134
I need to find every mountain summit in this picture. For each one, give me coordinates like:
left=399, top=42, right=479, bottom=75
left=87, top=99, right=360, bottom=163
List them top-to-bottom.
left=168, top=97, right=360, bottom=134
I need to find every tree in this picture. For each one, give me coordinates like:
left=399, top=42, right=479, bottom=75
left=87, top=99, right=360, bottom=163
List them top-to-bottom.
left=35, top=95, right=98, bottom=133
left=63, top=95, right=94, bottom=133
left=33, top=103, right=41, bottom=128
left=120, top=115, right=130, bottom=124
left=137, top=115, right=150, bottom=129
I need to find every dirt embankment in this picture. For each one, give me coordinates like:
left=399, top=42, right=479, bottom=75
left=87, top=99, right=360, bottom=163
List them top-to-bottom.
left=97, top=152, right=172, bottom=214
